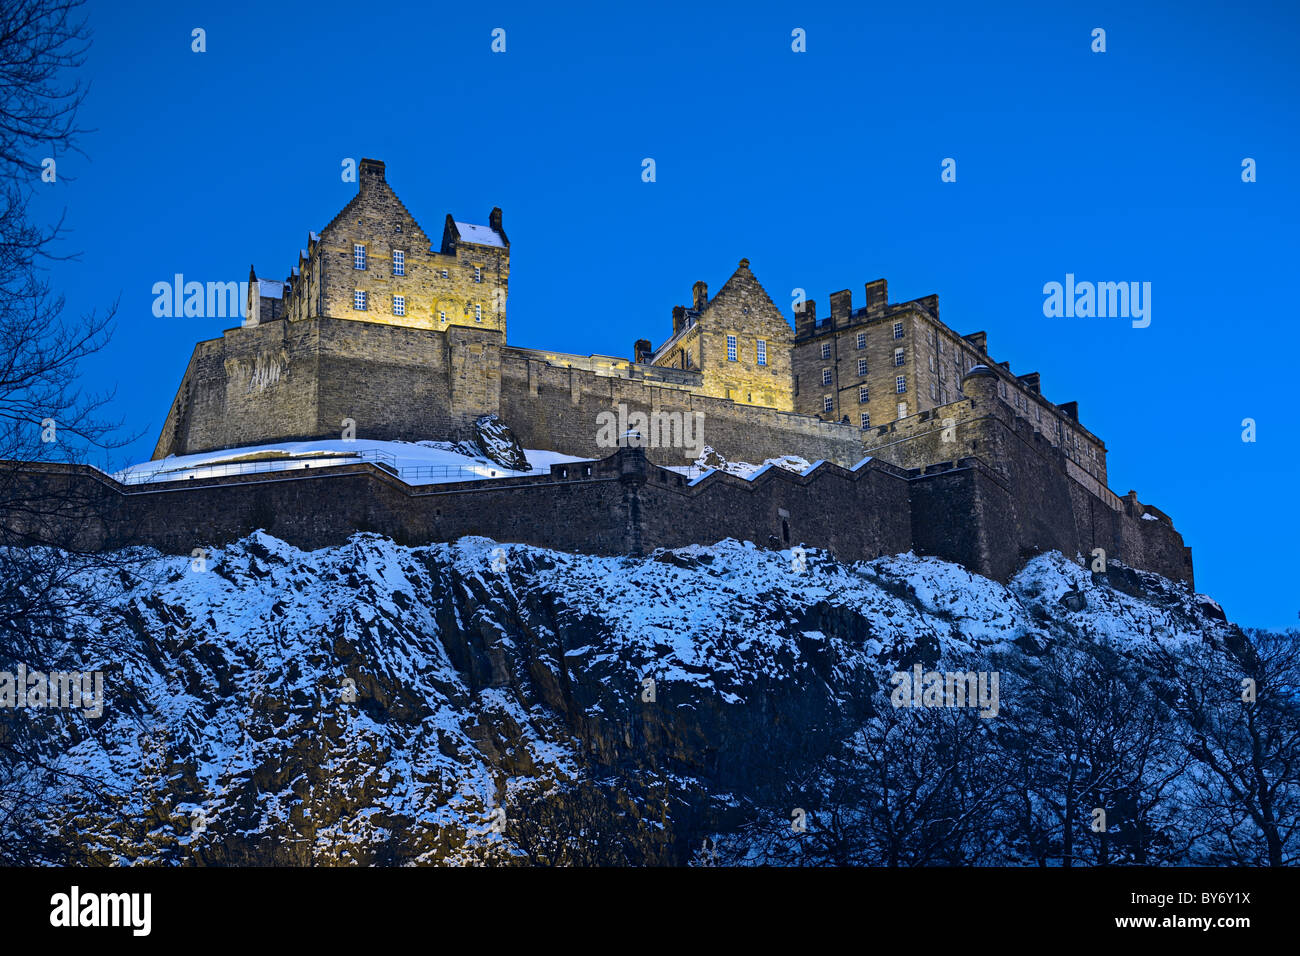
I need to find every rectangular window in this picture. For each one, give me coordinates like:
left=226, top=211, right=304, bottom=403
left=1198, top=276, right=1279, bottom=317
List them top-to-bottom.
left=353, top=244, right=366, bottom=270
left=392, top=250, right=405, bottom=276
left=474, top=266, right=483, bottom=283
left=440, top=269, right=449, bottom=279
left=353, top=290, right=367, bottom=310
left=393, top=294, right=405, bottom=316
left=475, top=302, right=482, bottom=321
left=438, top=309, right=446, bottom=322
left=893, top=321, right=904, bottom=339
left=856, top=332, right=867, bottom=349
left=727, top=335, right=738, bottom=362
left=756, top=339, right=767, bottom=366
left=821, top=342, right=831, bottom=360
left=894, top=348, right=905, bottom=366
left=929, top=355, right=936, bottom=372
left=857, top=358, right=868, bottom=376
left=821, top=368, right=833, bottom=386
left=896, top=374, right=907, bottom=393
left=930, top=382, right=937, bottom=400
left=859, top=386, right=869, bottom=404
left=823, top=395, right=833, bottom=413
left=897, top=401, right=908, bottom=418
left=861, top=413, right=870, bottom=429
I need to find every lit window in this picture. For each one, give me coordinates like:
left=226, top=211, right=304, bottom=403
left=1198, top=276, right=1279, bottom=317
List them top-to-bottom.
left=353, top=244, right=366, bottom=270
left=392, top=250, right=405, bottom=276
left=474, top=266, right=483, bottom=283
left=353, top=290, right=367, bottom=310
left=393, top=295, right=405, bottom=316
left=475, top=302, right=482, bottom=321
left=893, top=322, right=903, bottom=339
left=856, top=332, right=867, bottom=349
left=727, top=335, right=737, bottom=361
left=757, top=339, right=767, bottom=366
left=821, top=342, right=831, bottom=360
left=894, top=348, right=905, bottom=366
left=857, top=358, right=868, bottom=376
left=822, top=368, right=833, bottom=386
left=896, top=374, right=906, bottom=393
left=859, top=386, right=869, bottom=404
left=823, top=395, right=833, bottom=413
left=897, top=401, right=907, bottom=418
left=861, top=413, right=870, bottom=429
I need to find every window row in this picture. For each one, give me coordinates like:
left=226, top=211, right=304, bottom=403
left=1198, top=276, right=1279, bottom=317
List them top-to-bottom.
left=352, top=244, right=481, bottom=283
left=353, top=292, right=483, bottom=321
left=726, top=334, right=769, bottom=365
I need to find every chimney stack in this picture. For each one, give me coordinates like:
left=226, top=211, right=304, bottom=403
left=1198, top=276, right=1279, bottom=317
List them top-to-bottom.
left=359, top=158, right=386, bottom=188
left=864, top=279, right=888, bottom=313
left=692, top=281, right=708, bottom=311
left=829, top=289, right=853, bottom=326
left=797, top=298, right=817, bottom=336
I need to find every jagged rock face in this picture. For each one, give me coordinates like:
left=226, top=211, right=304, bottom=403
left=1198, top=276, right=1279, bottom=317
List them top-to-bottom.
left=474, top=415, right=530, bottom=471
left=1, top=534, right=1244, bottom=866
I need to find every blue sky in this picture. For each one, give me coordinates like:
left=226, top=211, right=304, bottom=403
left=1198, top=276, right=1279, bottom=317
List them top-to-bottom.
left=31, top=0, right=1299, bottom=628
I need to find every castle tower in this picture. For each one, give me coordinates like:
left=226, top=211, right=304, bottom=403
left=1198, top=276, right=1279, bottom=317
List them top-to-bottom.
left=303, top=158, right=509, bottom=335
left=646, top=258, right=795, bottom=411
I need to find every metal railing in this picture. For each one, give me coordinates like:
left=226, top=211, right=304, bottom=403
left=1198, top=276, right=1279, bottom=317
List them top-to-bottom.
left=397, top=464, right=549, bottom=481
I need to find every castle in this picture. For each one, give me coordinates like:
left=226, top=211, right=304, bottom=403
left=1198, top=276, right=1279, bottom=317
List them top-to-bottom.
left=11, top=160, right=1192, bottom=587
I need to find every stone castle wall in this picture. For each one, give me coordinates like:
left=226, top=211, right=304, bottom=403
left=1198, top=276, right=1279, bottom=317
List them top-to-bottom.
left=1, top=443, right=1192, bottom=590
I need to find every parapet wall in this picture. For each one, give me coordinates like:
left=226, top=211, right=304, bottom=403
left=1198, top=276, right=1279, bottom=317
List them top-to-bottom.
left=153, top=318, right=871, bottom=469
left=498, top=348, right=867, bottom=468
left=0, top=445, right=1192, bottom=589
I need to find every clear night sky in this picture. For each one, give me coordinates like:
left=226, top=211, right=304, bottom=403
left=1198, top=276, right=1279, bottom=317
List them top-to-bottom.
left=30, top=0, right=1300, bottom=628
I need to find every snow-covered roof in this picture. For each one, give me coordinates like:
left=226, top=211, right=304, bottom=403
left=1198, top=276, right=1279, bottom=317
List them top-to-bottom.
left=454, top=222, right=505, bottom=247
left=115, top=438, right=585, bottom=487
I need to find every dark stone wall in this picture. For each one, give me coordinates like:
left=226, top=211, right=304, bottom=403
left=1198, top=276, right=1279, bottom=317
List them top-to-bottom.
left=498, top=349, right=867, bottom=469
left=3, top=438, right=1193, bottom=589
left=636, top=457, right=913, bottom=561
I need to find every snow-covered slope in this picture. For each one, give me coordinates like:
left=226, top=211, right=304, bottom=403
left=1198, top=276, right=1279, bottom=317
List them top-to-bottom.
left=0, top=533, right=1269, bottom=866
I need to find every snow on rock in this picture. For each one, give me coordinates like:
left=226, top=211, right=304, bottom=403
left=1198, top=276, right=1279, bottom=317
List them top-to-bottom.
left=3, top=532, right=1242, bottom=865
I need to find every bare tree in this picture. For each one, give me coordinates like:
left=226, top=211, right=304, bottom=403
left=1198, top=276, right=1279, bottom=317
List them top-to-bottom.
left=0, top=0, right=141, bottom=863
left=1162, top=629, right=1300, bottom=866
